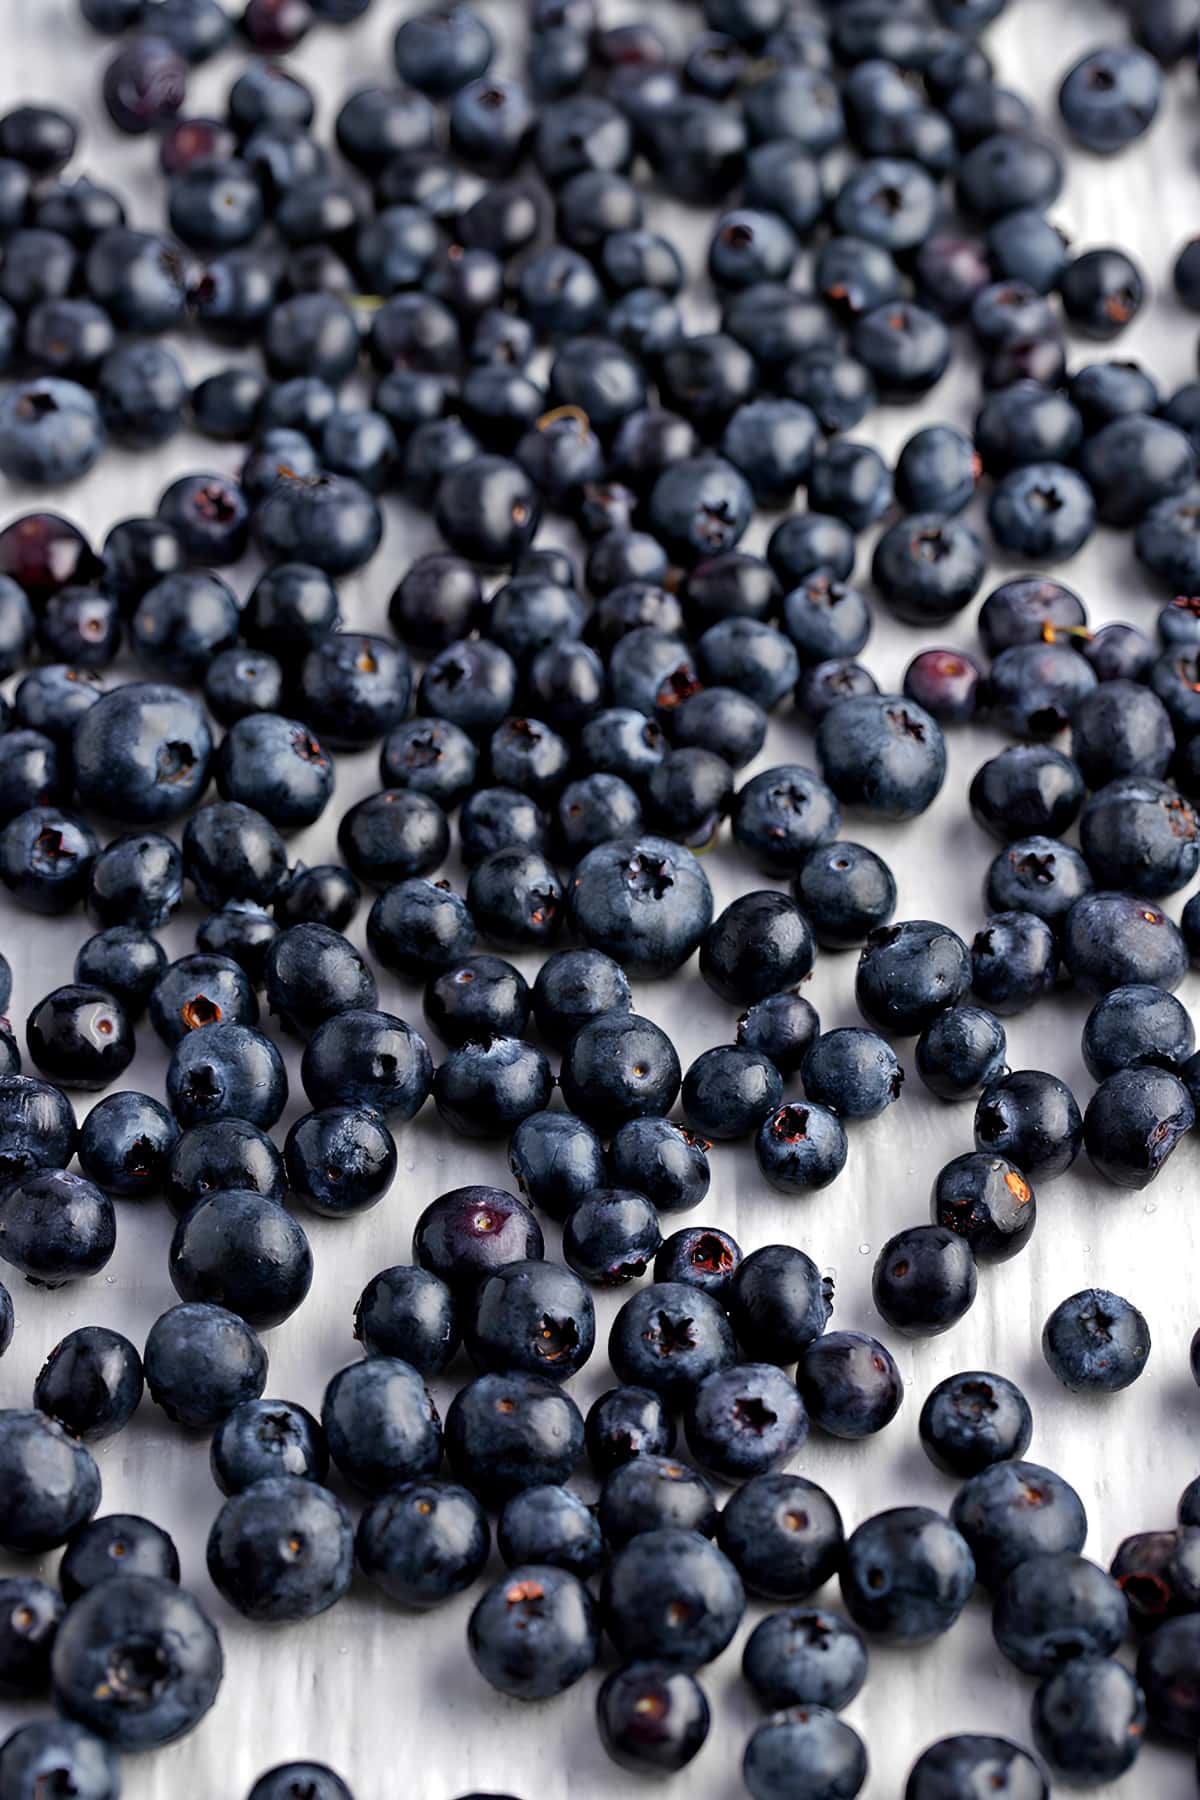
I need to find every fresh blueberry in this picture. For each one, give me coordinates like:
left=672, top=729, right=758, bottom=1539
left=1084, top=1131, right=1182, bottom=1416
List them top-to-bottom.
left=1059, top=44, right=1163, bottom=151
left=72, top=681, right=212, bottom=825
left=817, top=695, right=946, bottom=820
left=732, top=765, right=840, bottom=875
left=1062, top=890, right=1188, bottom=994
left=971, top=911, right=1057, bottom=1015
left=149, top=953, right=258, bottom=1049
left=916, top=1006, right=1007, bottom=1103
left=560, top=1012, right=681, bottom=1137
left=166, top=1022, right=288, bottom=1130
left=433, top=1038, right=552, bottom=1139
left=682, top=1045, right=783, bottom=1142
left=77, top=1092, right=177, bottom=1200
left=932, top=1152, right=1036, bottom=1263
left=413, top=1186, right=543, bottom=1294
left=170, top=1188, right=312, bottom=1329
left=872, top=1226, right=978, bottom=1337
left=608, top=1282, right=736, bottom=1407
left=1042, top=1288, right=1151, bottom=1393
left=797, top=1331, right=903, bottom=1440
left=322, top=1357, right=441, bottom=1496
left=684, top=1362, right=809, bottom=1480
left=446, top=1371, right=583, bottom=1504
left=919, top=1371, right=1033, bottom=1477
left=585, top=1386, right=675, bottom=1478
left=210, top=1397, right=327, bottom=1495
left=0, top=1412, right=99, bottom=1552
left=599, top=1455, right=718, bottom=1547
left=951, top=1459, right=1087, bottom=1591
left=207, top=1476, right=351, bottom=1623
left=356, top=1477, right=488, bottom=1609
left=60, top=1514, right=179, bottom=1602
left=601, top=1528, right=743, bottom=1670
left=993, top=1550, right=1128, bottom=1677
left=469, top=1563, right=597, bottom=1701
left=0, top=1575, right=64, bottom=1695
left=743, top=1607, right=866, bottom=1713
left=1032, top=1657, right=1145, bottom=1785
left=596, top=1662, right=709, bottom=1776
left=743, top=1708, right=867, bottom=1800
left=0, top=1721, right=119, bottom=1799
left=904, top=1736, right=1049, bottom=1800
left=248, top=1767, right=352, bottom=1800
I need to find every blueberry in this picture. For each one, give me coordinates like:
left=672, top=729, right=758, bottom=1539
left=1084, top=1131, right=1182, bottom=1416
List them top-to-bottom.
left=1059, top=43, right=1163, bottom=151
left=0, top=379, right=105, bottom=486
left=975, top=382, right=1083, bottom=472
left=1081, top=414, right=1195, bottom=526
left=895, top=425, right=980, bottom=515
left=988, top=462, right=1096, bottom=561
left=255, top=473, right=383, bottom=577
left=902, top=650, right=984, bottom=726
left=203, top=651, right=284, bottom=728
left=72, top=681, right=212, bottom=825
left=817, top=696, right=946, bottom=820
left=732, top=766, right=840, bottom=875
left=1080, top=774, right=1199, bottom=896
left=182, top=802, right=289, bottom=912
left=984, top=838, right=1092, bottom=929
left=467, top=847, right=564, bottom=952
left=274, top=864, right=361, bottom=934
left=1062, top=890, right=1188, bottom=994
left=971, top=911, right=1057, bottom=1016
left=856, top=920, right=971, bottom=1037
left=264, top=923, right=376, bottom=1041
left=149, top=953, right=258, bottom=1049
left=1083, top=983, right=1194, bottom=1081
left=737, top=991, right=820, bottom=1077
left=916, top=1006, right=1007, bottom=1103
left=561, top=1011, right=682, bottom=1136
left=166, top=1023, right=288, bottom=1130
left=802, top=1028, right=903, bottom=1121
left=434, top=1038, right=553, bottom=1139
left=681, top=1045, right=783, bottom=1143
left=78, top=1092, right=178, bottom=1200
left=754, top=1102, right=848, bottom=1195
left=0, top=1169, right=115, bottom=1287
left=413, top=1186, right=543, bottom=1293
left=170, top=1188, right=312, bottom=1329
left=563, top=1189, right=662, bottom=1287
left=653, top=1227, right=741, bottom=1302
left=466, top=1258, right=594, bottom=1381
left=608, top=1281, right=736, bottom=1407
left=1040, top=1287, right=1152, bottom=1395
left=797, top=1331, right=903, bottom=1440
left=321, top=1357, right=441, bottom=1497
left=685, top=1362, right=809, bottom=1480
left=447, top=1370, right=583, bottom=1504
left=919, top=1371, right=1033, bottom=1479
left=584, top=1387, right=675, bottom=1479
left=210, top=1398, right=327, bottom=1495
left=0, top=1412, right=100, bottom=1551
left=599, top=1455, right=718, bottom=1547
left=952, top=1460, right=1087, bottom=1591
left=207, top=1475, right=352, bottom=1624
left=356, top=1477, right=488, bottom=1609
left=496, top=1485, right=602, bottom=1580
left=842, top=1506, right=975, bottom=1645
left=60, top=1513, right=179, bottom=1603
left=602, top=1528, right=743, bottom=1670
left=992, top=1550, right=1129, bottom=1681
left=469, top=1564, right=597, bottom=1701
left=0, top=1575, right=64, bottom=1694
left=742, top=1608, right=866, bottom=1713
left=1137, top=1612, right=1200, bottom=1736
left=1032, top=1657, right=1145, bottom=1785
left=596, top=1663, right=710, bottom=1775
left=743, top=1708, right=867, bottom=1800
left=0, top=1721, right=119, bottom=1800
left=904, top=1736, right=1049, bottom=1800
left=249, top=1768, right=352, bottom=1800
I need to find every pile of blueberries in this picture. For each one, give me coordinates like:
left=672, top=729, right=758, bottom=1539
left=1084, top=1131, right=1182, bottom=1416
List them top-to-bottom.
left=1, top=0, right=1200, bottom=1794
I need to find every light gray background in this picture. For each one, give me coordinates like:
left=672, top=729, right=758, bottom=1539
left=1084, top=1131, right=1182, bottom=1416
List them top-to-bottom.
left=0, top=1, right=1198, bottom=1794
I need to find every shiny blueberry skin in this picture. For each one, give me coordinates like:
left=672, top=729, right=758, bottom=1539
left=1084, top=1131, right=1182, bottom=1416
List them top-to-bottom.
left=1059, top=43, right=1163, bottom=151
left=295, top=633, right=411, bottom=752
left=71, top=682, right=212, bottom=826
left=817, top=695, right=947, bottom=821
left=216, top=715, right=333, bottom=832
left=380, top=719, right=478, bottom=812
left=971, top=745, right=1085, bottom=844
left=732, top=765, right=841, bottom=875
left=1080, top=774, right=1200, bottom=896
left=182, top=802, right=288, bottom=912
left=0, top=805, right=97, bottom=915
left=86, top=832, right=181, bottom=932
left=568, top=835, right=713, bottom=977
left=984, top=838, right=1092, bottom=929
left=274, top=864, right=361, bottom=935
left=1062, top=889, right=1188, bottom=993
left=700, top=891, right=814, bottom=1006
left=196, top=902, right=279, bottom=989
left=971, top=911, right=1058, bottom=1016
left=857, top=920, right=971, bottom=1037
left=264, top=923, right=377, bottom=1041
left=149, top=953, right=258, bottom=1050
left=424, top=956, right=528, bottom=1048
left=1082, top=983, right=1194, bottom=1080
left=916, top=1006, right=1007, bottom=1103
left=561, top=1012, right=682, bottom=1137
left=165, top=1023, right=288, bottom=1130
left=802, top=1028, right=904, bottom=1121
left=434, top=1037, right=553, bottom=1139
left=682, top=1045, right=783, bottom=1143
left=973, top=1067, right=1082, bottom=1182
left=77, top=1092, right=178, bottom=1200
left=755, top=1102, right=848, bottom=1194
left=285, top=1106, right=396, bottom=1219
left=505, top=1110, right=603, bottom=1225
left=166, top=1119, right=284, bottom=1221
left=932, top=1151, right=1036, bottom=1263
left=0, top=1169, right=115, bottom=1287
left=413, top=1185, right=543, bottom=1294
left=170, top=1187, right=312, bottom=1329
left=564, top=1189, right=662, bottom=1287
left=653, top=1226, right=741, bottom=1303
left=466, top=1257, right=594, bottom=1382
left=354, top=1266, right=458, bottom=1376
left=609, top=1281, right=736, bottom=1408
left=1042, top=1288, right=1151, bottom=1393
left=797, top=1331, right=903, bottom=1441
left=322, top=1357, right=441, bottom=1497
left=685, top=1361, right=809, bottom=1480
left=447, top=1370, right=583, bottom=1505
left=919, top=1371, right=1033, bottom=1477
left=585, top=1386, right=675, bottom=1478
left=210, top=1397, right=327, bottom=1495
left=0, top=1412, right=100, bottom=1552
left=598, top=1455, right=717, bottom=1548
left=952, top=1459, right=1087, bottom=1592
left=717, top=1470, right=843, bottom=1604
left=207, top=1475, right=352, bottom=1624
left=356, top=1476, right=488, bottom=1610
left=500, top=1483, right=604, bottom=1584
left=841, top=1506, right=975, bottom=1645
left=59, top=1513, right=179, bottom=1603
left=602, top=1528, right=743, bottom=1671
left=993, top=1550, right=1128, bottom=1677
left=470, top=1563, right=597, bottom=1701
left=0, top=1574, right=64, bottom=1694
left=743, top=1607, right=866, bottom=1715
left=1137, top=1612, right=1200, bottom=1737
left=1033, top=1656, right=1146, bottom=1785
left=596, top=1662, right=709, bottom=1776
left=743, top=1707, right=867, bottom=1800
left=0, top=1720, right=120, bottom=1800
left=904, top=1735, right=1049, bottom=1800
left=248, top=1767, right=352, bottom=1800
